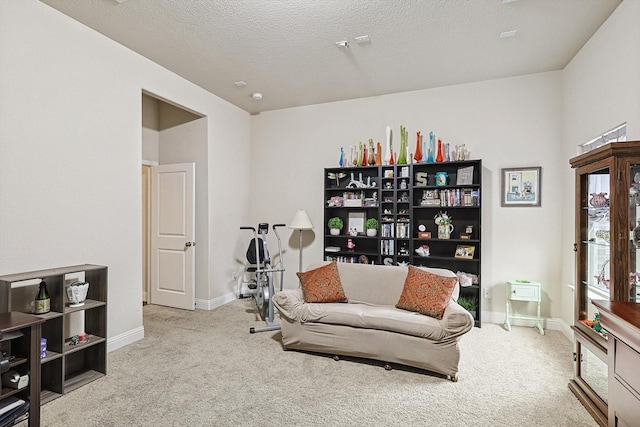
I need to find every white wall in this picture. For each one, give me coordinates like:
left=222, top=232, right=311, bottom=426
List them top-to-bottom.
left=0, top=0, right=251, bottom=349
left=559, top=0, right=640, bottom=325
left=251, top=72, right=565, bottom=320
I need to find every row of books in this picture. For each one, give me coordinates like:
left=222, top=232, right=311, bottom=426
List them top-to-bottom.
left=419, top=188, right=479, bottom=207
left=325, top=256, right=361, bottom=263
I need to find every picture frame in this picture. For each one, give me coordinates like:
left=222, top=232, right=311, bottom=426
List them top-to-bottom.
left=456, top=166, right=474, bottom=185
left=500, top=166, right=542, bottom=207
left=348, top=211, right=366, bottom=234
left=454, top=245, right=475, bottom=259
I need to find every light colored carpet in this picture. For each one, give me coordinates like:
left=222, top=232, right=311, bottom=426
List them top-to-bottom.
left=38, top=299, right=597, bottom=427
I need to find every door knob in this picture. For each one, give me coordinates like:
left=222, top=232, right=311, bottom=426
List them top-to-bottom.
left=185, top=242, right=196, bottom=247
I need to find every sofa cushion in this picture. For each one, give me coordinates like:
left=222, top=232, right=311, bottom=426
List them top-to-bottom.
left=297, top=261, right=348, bottom=303
left=395, top=265, right=458, bottom=319
left=291, top=301, right=448, bottom=340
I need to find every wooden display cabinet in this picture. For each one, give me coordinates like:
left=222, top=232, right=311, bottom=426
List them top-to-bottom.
left=568, top=141, right=640, bottom=426
left=0, top=265, right=107, bottom=405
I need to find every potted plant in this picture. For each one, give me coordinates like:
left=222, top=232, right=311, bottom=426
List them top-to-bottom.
left=328, top=217, right=344, bottom=235
left=365, top=218, right=379, bottom=237
left=457, top=295, right=478, bottom=320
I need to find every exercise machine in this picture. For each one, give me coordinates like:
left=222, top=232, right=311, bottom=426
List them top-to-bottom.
left=238, top=223, right=285, bottom=333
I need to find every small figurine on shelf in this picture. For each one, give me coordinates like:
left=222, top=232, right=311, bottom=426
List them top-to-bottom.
left=347, top=238, right=355, bottom=251
left=593, top=313, right=602, bottom=332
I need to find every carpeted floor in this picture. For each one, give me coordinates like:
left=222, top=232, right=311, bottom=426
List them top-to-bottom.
left=38, top=299, right=597, bottom=426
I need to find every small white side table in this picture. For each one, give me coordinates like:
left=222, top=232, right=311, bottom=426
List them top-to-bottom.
left=504, top=280, right=544, bottom=335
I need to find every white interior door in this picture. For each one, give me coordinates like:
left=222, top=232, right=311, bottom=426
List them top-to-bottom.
left=150, top=163, right=195, bottom=310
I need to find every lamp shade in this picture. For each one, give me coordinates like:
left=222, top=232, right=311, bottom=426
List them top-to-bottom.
left=289, top=209, right=314, bottom=230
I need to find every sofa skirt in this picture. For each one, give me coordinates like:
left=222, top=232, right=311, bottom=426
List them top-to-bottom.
left=279, top=318, right=462, bottom=379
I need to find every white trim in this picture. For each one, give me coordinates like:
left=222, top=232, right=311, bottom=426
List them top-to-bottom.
left=142, top=160, right=159, bottom=166
left=195, top=292, right=236, bottom=311
left=481, top=311, right=573, bottom=342
left=107, top=325, right=144, bottom=353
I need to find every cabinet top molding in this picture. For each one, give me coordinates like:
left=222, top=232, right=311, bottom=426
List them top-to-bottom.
left=570, top=140, right=640, bottom=169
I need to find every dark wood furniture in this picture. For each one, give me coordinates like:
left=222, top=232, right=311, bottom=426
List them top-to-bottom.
left=569, top=141, right=640, bottom=426
left=324, top=160, right=482, bottom=326
left=0, top=265, right=107, bottom=404
left=592, top=300, right=640, bottom=427
left=0, top=312, right=44, bottom=426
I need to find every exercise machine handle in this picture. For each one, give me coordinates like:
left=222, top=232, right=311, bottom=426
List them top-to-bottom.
left=272, top=224, right=286, bottom=229
left=240, top=226, right=256, bottom=231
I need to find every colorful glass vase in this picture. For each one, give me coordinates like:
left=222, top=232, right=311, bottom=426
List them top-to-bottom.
left=397, top=125, right=407, bottom=165
left=384, top=126, right=392, bottom=165
left=414, top=132, right=422, bottom=163
left=427, top=132, right=435, bottom=163
left=368, top=139, right=375, bottom=165
left=436, top=139, right=444, bottom=162
left=376, top=142, right=382, bottom=165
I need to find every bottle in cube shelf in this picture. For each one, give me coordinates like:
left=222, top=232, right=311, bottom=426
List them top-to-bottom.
left=34, top=280, right=50, bottom=314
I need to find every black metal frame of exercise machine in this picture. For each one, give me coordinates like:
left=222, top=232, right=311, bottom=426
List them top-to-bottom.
left=239, top=223, right=285, bottom=333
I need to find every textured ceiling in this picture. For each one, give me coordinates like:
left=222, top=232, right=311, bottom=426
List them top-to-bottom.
left=40, top=0, right=621, bottom=114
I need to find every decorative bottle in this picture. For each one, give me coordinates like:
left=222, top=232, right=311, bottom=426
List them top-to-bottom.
left=414, top=132, right=422, bottom=163
left=436, top=139, right=444, bottom=162
left=375, top=142, right=382, bottom=165
left=34, top=280, right=50, bottom=314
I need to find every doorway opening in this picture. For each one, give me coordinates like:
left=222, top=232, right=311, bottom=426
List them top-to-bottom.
left=141, top=92, right=207, bottom=310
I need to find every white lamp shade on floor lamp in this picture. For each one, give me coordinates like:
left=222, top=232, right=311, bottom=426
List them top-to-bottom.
left=289, top=209, right=314, bottom=272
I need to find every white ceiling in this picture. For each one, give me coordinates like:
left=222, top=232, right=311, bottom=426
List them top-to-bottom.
left=40, top=0, right=621, bottom=115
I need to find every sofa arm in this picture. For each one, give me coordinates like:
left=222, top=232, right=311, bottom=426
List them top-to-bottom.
left=273, top=289, right=305, bottom=321
left=441, top=301, right=474, bottom=338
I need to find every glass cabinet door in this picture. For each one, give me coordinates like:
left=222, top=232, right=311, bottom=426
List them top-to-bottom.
left=628, top=163, right=640, bottom=302
left=579, top=170, right=611, bottom=330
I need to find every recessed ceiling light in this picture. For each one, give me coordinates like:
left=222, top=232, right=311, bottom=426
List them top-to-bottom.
left=502, top=0, right=518, bottom=3
left=499, top=30, right=518, bottom=38
left=355, top=35, right=370, bottom=44
left=335, top=41, right=349, bottom=48
left=234, top=81, right=246, bottom=87
left=251, top=92, right=263, bottom=100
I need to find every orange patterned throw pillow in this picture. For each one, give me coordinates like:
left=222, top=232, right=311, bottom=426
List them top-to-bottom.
left=297, top=261, right=348, bottom=303
left=396, top=265, right=458, bottom=319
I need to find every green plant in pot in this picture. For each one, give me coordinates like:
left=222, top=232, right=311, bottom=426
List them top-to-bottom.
left=328, top=217, right=344, bottom=235
left=365, top=218, right=379, bottom=237
left=457, top=295, right=478, bottom=319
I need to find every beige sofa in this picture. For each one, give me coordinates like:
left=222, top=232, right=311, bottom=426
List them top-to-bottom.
left=273, top=261, right=474, bottom=380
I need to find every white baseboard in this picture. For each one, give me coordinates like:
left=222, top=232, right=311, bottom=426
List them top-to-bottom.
left=194, top=291, right=236, bottom=311
left=481, top=311, right=573, bottom=342
left=107, top=325, right=144, bottom=353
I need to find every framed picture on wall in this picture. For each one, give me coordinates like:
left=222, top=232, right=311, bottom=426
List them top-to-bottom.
left=500, top=166, right=542, bottom=207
